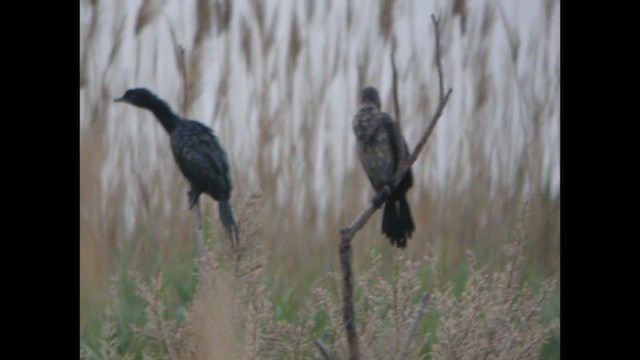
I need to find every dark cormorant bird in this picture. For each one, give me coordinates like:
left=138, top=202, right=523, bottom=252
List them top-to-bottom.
left=352, top=87, right=415, bottom=248
left=114, top=88, right=237, bottom=245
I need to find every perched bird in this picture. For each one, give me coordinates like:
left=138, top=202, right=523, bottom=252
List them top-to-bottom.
left=352, top=87, right=415, bottom=247
left=114, top=88, right=238, bottom=245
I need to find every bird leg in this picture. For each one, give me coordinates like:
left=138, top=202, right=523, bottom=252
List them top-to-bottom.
left=188, top=190, right=206, bottom=269
left=188, top=190, right=200, bottom=209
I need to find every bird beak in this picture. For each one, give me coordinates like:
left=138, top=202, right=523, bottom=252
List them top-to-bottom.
left=113, top=97, right=126, bottom=103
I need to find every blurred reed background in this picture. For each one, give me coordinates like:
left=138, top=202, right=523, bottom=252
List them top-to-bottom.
left=80, top=0, right=559, bottom=357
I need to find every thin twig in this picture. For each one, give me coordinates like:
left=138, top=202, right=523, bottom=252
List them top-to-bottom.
left=392, top=13, right=451, bottom=188
left=431, top=14, right=445, bottom=101
left=391, top=48, right=407, bottom=168
left=391, top=49, right=401, bottom=125
left=393, top=88, right=452, bottom=185
left=236, top=264, right=262, bottom=279
left=396, top=293, right=432, bottom=360
left=314, top=338, right=334, bottom=360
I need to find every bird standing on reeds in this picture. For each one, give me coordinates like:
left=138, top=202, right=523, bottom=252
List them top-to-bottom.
left=353, top=87, right=415, bottom=247
left=114, top=88, right=238, bottom=247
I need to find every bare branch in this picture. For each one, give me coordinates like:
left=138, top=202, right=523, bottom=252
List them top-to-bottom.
left=338, top=13, right=452, bottom=360
left=431, top=14, right=445, bottom=100
left=391, top=49, right=401, bottom=125
left=393, top=87, right=452, bottom=185
left=339, top=238, right=360, bottom=360
left=396, top=293, right=431, bottom=360
left=314, top=338, right=334, bottom=360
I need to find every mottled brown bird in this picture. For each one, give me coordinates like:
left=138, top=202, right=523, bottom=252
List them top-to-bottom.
left=353, top=87, right=414, bottom=247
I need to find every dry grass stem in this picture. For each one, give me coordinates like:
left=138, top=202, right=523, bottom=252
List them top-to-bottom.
left=135, top=0, right=162, bottom=36
left=396, top=293, right=431, bottom=360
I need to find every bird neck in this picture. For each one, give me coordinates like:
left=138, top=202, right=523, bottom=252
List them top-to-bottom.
left=146, top=98, right=179, bottom=133
left=362, top=102, right=380, bottom=111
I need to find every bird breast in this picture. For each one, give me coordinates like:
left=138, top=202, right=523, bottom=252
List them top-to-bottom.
left=353, top=112, right=396, bottom=190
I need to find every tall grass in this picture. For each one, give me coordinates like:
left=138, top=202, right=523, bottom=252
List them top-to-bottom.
left=80, top=0, right=559, bottom=358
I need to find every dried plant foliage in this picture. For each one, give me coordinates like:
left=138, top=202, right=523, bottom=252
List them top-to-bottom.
left=87, top=200, right=557, bottom=360
left=431, top=219, right=559, bottom=360
left=312, top=253, right=428, bottom=360
left=130, top=272, right=188, bottom=360
left=98, top=280, right=134, bottom=360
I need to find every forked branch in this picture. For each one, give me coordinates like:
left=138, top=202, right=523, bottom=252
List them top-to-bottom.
left=338, top=14, right=452, bottom=360
left=314, top=338, right=334, bottom=360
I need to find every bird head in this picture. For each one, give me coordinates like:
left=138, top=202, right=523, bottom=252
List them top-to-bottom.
left=361, top=86, right=381, bottom=109
left=114, top=88, right=157, bottom=108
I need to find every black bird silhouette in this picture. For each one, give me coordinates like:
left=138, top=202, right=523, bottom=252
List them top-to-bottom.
left=352, top=87, right=414, bottom=247
left=114, top=88, right=238, bottom=245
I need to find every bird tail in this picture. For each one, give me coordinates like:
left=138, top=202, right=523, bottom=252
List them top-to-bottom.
left=381, top=194, right=415, bottom=248
left=219, top=200, right=239, bottom=246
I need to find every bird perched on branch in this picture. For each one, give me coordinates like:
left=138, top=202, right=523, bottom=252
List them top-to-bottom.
left=352, top=86, right=414, bottom=247
left=114, top=88, right=238, bottom=245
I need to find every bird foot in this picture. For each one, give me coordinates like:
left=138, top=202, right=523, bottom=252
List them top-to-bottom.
left=372, top=186, right=391, bottom=208
left=188, top=190, right=199, bottom=209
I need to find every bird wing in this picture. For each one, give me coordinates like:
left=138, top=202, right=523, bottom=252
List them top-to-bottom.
left=378, top=112, right=403, bottom=167
left=379, top=112, right=413, bottom=189
left=171, top=121, right=232, bottom=197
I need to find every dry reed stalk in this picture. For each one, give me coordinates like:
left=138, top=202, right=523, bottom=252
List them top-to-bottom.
left=80, top=0, right=99, bottom=87
left=135, top=0, right=162, bottom=36
left=193, top=0, right=212, bottom=46
left=214, top=0, right=232, bottom=33
left=379, top=0, right=394, bottom=42
left=287, top=13, right=302, bottom=72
